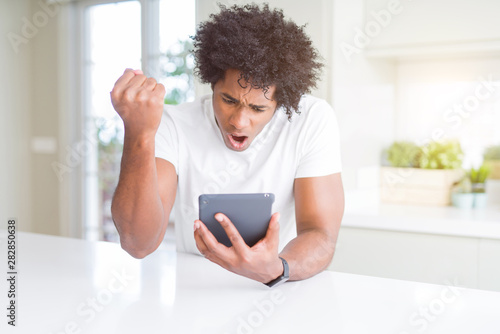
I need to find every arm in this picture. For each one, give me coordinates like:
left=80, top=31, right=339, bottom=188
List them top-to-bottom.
left=110, top=69, right=177, bottom=259
left=280, top=173, right=344, bottom=280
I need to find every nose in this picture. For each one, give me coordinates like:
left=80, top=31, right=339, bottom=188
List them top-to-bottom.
left=228, top=107, right=251, bottom=130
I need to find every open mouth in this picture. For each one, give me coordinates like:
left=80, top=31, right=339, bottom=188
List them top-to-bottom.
left=227, top=133, right=248, bottom=150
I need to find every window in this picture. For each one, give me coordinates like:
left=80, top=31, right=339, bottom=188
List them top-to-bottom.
left=81, top=0, right=195, bottom=241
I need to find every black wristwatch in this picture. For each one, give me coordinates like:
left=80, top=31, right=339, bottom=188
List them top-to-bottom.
left=265, top=257, right=289, bottom=288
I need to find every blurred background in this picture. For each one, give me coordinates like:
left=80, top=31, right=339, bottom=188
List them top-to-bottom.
left=1, top=0, right=500, bottom=291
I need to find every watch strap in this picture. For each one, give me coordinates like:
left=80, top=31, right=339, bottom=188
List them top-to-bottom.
left=265, top=257, right=289, bottom=288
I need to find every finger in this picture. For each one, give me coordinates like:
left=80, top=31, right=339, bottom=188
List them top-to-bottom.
left=112, top=69, right=136, bottom=92
left=133, top=69, right=143, bottom=75
left=127, top=73, right=148, bottom=88
left=141, top=77, right=157, bottom=89
left=153, top=82, right=166, bottom=95
left=153, top=83, right=166, bottom=102
left=253, top=212, right=280, bottom=250
left=214, top=213, right=248, bottom=254
left=194, top=220, right=209, bottom=256
left=195, top=220, right=227, bottom=253
left=195, top=220, right=233, bottom=266
left=194, top=229, right=223, bottom=266
left=194, top=231, right=230, bottom=270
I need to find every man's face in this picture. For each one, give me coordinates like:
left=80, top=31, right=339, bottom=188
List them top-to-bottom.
left=212, top=69, right=277, bottom=152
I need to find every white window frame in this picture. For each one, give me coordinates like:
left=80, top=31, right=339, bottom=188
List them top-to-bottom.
left=58, top=0, right=162, bottom=238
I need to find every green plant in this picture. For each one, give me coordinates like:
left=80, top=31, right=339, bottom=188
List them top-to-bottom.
left=162, top=39, right=194, bottom=105
left=418, top=140, right=463, bottom=169
left=386, top=141, right=421, bottom=168
left=483, top=145, right=500, bottom=160
left=468, top=164, right=491, bottom=193
left=469, top=164, right=491, bottom=182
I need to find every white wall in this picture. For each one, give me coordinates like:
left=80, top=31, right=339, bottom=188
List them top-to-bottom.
left=0, top=0, right=33, bottom=232
left=1, top=0, right=61, bottom=235
left=29, top=0, right=62, bottom=236
left=332, top=0, right=396, bottom=191
left=332, top=0, right=500, bottom=191
left=365, top=0, right=500, bottom=49
left=396, top=57, right=500, bottom=168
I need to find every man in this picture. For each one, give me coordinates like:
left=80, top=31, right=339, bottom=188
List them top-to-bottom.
left=110, top=4, right=344, bottom=286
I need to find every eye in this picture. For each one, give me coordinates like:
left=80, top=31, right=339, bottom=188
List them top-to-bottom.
left=222, top=97, right=236, bottom=105
left=251, top=106, right=265, bottom=112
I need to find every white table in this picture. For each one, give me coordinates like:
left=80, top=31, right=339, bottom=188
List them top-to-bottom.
left=1, top=232, right=500, bottom=334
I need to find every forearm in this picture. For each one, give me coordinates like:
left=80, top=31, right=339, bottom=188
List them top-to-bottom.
left=111, top=134, right=164, bottom=257
left=279, top=228, right=337, bottom=281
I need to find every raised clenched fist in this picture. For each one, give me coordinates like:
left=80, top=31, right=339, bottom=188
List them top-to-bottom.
left=110, top=68, right=166, bottom=138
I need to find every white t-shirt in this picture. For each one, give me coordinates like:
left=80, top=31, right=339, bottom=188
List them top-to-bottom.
left=155, top=94, right=342, bottom=254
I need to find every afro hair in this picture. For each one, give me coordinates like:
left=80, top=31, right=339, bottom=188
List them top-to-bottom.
left=192, top=3, right=323, bottom=120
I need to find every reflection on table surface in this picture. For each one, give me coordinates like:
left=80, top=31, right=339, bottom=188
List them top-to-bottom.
left=1, top=231, right=499, bottom=334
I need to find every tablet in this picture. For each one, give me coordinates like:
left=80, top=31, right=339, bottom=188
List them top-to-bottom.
left=198, top=193, right=275, bottom=247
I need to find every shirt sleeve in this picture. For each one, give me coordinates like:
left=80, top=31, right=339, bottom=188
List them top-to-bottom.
left=295, top=99, right=342, bottom=178
left=155, top=105, right=179, bottom=175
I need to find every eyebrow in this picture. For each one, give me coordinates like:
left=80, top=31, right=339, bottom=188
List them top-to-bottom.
left=221, top=92, right=269, bottom=110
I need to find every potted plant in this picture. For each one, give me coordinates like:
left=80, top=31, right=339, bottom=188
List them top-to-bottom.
left=380, top=140, right=465, bottom=206
left=417, top=140, right=464, bottom=170
left=386, top=141, right=421, bottom=168
left=483, top=145, right=500, bottom=180
left=469, top=164, right=491, bottom=208
left=451, top=175, right=474, bottom=209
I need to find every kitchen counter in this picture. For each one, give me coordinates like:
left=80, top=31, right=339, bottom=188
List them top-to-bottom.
left=344, top=188, right=500, bottom=239
left=1, top=231, right=500, bottom=333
